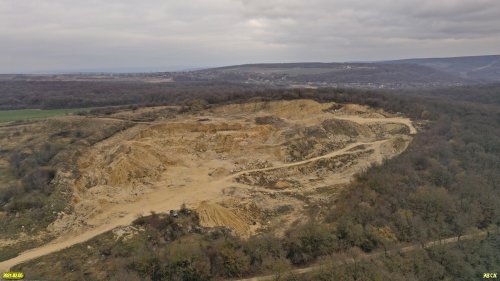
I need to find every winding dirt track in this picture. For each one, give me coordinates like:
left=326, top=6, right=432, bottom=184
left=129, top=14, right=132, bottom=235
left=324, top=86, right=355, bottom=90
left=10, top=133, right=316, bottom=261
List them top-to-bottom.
left=0, top=115, right=416, bottom=272
left=334, top=116, right=417, bottom=134
left=226, top=139, right=388, bottom=180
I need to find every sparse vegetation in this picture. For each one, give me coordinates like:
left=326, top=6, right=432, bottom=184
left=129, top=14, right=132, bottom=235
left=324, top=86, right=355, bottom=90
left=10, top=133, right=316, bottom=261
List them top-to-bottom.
left=0, top=118, right=133, bottom=240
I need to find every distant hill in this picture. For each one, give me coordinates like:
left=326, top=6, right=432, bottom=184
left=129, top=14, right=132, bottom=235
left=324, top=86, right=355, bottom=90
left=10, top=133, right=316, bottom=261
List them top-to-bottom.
left=2, top=55, right=498, bottom=89
left=384, top=55, right=500, bottom=82
left=175, top=62, right=470, bottom=89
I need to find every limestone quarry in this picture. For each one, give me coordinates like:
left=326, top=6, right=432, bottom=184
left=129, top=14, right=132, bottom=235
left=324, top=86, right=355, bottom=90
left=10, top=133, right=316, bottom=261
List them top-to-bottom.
left=0, top=99, right=416, bottom=271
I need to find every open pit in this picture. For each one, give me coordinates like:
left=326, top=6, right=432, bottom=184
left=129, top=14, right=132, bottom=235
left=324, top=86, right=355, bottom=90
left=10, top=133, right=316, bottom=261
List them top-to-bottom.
left=0, top=99, right=416, bottom=271
left=53, top=99, right=416, bottom=237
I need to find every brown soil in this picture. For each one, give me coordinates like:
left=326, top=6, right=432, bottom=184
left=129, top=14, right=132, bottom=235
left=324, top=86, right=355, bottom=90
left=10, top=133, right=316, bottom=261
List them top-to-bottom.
left=197, top=202, right=251, bottom=236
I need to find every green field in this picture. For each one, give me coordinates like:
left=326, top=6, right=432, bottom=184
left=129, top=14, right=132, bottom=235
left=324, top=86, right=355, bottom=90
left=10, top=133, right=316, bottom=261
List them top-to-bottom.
left=0, top=108, right=89, bottom=123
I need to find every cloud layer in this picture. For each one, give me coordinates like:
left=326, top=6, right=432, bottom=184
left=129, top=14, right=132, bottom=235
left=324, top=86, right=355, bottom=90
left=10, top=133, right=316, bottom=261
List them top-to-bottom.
left=1, top=0, right=499, bottom=72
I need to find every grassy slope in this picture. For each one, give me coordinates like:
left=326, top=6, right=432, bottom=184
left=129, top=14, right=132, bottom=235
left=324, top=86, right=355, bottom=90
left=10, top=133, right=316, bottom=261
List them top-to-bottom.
left=0, top=108, right=87, bottom=123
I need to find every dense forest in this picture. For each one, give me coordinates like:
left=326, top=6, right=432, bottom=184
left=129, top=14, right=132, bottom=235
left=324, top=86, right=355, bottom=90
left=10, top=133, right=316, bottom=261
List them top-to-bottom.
left=0, top=81, right=261, bottom=110
left=401, top=83, right=500, bottom=106
left=9, top=84, right=500, bottom=280
left=293, top=235, right=500, bottom=281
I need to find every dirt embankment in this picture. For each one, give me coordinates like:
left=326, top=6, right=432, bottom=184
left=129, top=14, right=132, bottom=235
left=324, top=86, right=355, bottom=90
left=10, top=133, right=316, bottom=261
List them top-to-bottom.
left=197, top=202, right=252, bottom=236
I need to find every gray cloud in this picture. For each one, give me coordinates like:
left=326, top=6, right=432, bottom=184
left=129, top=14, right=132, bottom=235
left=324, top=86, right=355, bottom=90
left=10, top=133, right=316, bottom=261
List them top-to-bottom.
left=1, top=0, right=499, bottom=73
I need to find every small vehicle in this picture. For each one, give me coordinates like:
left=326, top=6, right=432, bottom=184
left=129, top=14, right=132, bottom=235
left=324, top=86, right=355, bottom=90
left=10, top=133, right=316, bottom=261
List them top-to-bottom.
left=169, top=210, right=178, bottom=218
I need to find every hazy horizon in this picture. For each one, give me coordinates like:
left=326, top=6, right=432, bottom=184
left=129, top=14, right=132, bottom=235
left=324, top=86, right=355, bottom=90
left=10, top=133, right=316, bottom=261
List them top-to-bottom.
left=2, top=0, right=500, bottom=73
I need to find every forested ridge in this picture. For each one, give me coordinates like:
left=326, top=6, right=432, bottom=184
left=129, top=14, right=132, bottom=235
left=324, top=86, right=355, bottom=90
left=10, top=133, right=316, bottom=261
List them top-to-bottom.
left=2, top=79, right=498, bottom=111
left=0, top=81, right=260, bottom=110
left=7, top=85, right=500, bottom=280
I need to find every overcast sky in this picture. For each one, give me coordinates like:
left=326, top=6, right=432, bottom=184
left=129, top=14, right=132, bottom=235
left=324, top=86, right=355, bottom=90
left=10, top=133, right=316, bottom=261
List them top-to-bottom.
left=1, top=0, right=500, bottom=73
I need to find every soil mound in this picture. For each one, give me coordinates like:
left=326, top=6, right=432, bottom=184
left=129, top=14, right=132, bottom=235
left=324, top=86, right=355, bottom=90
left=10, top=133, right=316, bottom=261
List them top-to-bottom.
left=77, top=141, right=168, bottom=188
left=197, top=202, right=250, bottom=235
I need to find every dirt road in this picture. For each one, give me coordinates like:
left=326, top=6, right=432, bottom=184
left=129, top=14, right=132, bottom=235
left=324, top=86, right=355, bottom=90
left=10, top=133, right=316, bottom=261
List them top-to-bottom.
left=334, top=116, right=417, bottom=134
left=226, top=139, right=388, bottom=179
left=0, top=168, right=237, bottom=272
left=232, top=232, right=488, bottom=281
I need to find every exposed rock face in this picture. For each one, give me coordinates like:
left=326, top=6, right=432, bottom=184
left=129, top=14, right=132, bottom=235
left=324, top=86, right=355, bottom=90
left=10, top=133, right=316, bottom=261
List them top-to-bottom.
left=54, top=99, right=415, bottom=239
